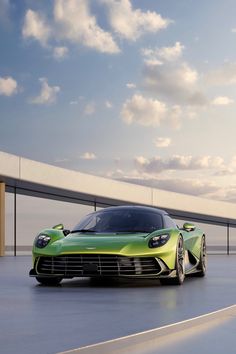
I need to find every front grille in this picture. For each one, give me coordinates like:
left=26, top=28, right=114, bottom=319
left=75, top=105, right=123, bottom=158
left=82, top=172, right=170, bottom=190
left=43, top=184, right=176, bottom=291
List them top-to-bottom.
left=36, top=254, right=161, bottom=277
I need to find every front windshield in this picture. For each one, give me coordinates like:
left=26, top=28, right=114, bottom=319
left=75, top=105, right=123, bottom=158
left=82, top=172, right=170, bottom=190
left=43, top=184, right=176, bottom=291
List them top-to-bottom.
left=72, top=209, right=163, bottom=233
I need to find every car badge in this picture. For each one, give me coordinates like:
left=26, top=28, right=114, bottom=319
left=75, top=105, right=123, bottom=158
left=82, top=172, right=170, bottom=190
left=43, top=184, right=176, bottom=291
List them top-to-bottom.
left=86, top=247, right=96, bottom=250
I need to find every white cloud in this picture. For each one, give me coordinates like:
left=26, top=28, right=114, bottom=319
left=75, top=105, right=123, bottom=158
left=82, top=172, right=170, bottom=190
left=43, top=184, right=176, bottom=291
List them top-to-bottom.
left=54, top=0, right=120, bottom=54
left=103, top=0, right=171, bottom=40
left=21, top=1, right=172, bottom=56
left=22, top=1, right=119, bottom=54
left=22, top=9, right=51, bottom=46
left=231, top=28, right=236, bottom=33
left=142, top=42, right=184, bottom=63
left=158, top=42, right=184, bottom=61
left=140, top=43, right=211, bottom=107
left=53, top=46, right=68, bottom=60
left=142, top=58, right=163, bottom=67
left=143, top=60, right=207, bottom=106
left=181, top=63, right=198, bottom=83
left=0, top=76, right=18, bottom=96
left=30, top=78, right=60, bottom=104
left=126, top=83, right=136, bottom=89
left=121, top=94, right=167, bottom=127
left=121, top=94, right=182, bottom=128
left=212, top=96, right=234, bottom=105
left=105, top=100, right=113, bottom=108
left=84, top=101, right=95, bottom=115
left=154, top=137, right=171, bottom=148
left=80, top=152, right=96, bottom=160
left=135, top=154, right=225, bottom=174
left=135, top=156, right=149, bottom=166
left=214, top=156, right=236, bottom=176
left=107, top=161, right=236, bottom=202
left=107, top=166, right=236, bottom=202
left=108, top=168, right=223, bottom=199
left=121, top=176, right=219, bottom=197
left=153, top=178, right=219, bottom=196
left=154, top=180, right=236, bottom=204
left=216, top=188, right=236, bottom=203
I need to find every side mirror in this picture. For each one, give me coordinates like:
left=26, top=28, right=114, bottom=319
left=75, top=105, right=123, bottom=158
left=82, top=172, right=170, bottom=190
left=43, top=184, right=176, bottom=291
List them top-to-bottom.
left=183, top=222, right=196, bottom=232
left=53, top=223, right=64, bottom=230
left=52, top=224, right=70, bottom=236
left=63, top=229, right=70, bottom=236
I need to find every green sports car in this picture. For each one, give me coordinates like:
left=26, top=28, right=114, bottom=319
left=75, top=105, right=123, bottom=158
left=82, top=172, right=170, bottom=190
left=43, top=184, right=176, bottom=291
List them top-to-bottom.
left=29, top=205, right=207, bottom=286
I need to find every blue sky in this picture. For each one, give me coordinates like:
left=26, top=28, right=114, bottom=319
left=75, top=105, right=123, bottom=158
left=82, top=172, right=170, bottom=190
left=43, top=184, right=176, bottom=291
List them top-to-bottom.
left=1, top=0, right=236, bottom=203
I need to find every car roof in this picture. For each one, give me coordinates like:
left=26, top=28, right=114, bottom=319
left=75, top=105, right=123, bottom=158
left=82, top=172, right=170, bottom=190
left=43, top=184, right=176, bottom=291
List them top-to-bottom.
left=95, top=205, right=167, bottom=215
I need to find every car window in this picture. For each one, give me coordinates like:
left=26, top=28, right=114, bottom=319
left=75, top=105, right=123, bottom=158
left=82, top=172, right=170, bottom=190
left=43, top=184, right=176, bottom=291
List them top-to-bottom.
left=72, top=209, right=163, bottom=233
left=163, top=215, right=177, bottom=229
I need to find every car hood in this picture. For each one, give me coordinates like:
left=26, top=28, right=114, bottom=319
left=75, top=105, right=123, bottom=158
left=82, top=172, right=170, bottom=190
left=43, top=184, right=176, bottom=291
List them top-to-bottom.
left=47, top=232, right=150, bottom=255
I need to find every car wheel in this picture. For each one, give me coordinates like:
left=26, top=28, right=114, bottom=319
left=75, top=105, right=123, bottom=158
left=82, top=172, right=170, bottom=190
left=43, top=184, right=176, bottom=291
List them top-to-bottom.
left=160, top=236, right=185, bottom=286
left=196, top=236, right=207, bottom=277
left=36, top=276, right=62, bottom=286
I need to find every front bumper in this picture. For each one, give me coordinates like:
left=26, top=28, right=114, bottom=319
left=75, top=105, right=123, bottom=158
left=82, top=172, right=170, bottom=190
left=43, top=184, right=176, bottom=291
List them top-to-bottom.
left=30, top=254, right=175, bottom=279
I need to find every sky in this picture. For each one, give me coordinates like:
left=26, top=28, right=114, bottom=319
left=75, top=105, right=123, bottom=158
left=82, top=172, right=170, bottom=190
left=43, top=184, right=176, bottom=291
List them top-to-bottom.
left=1, top=0, right=236, bottom=204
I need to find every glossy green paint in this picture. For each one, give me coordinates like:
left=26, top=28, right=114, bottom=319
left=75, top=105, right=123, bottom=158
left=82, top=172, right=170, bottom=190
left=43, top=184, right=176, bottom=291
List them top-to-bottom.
left=30, top=206, right=206, bottom=284
left=183, top=222, right=196, bottom=232
left=52, top=224, right=64, bottom=230
left=32, top=227, right=200, bottom=271
left=182, top=227, right=203, bottom=258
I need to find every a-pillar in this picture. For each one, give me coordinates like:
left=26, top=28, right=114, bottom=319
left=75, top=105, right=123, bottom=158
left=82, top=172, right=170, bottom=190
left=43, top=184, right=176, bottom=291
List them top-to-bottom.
left=0, top=182, right=5, bottom=256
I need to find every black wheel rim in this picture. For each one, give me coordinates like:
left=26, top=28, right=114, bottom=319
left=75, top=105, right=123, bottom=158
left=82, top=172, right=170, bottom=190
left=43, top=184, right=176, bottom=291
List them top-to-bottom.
left=177, top=237, right=185, bottom=278
left=201, top=237, right=207, bottom=270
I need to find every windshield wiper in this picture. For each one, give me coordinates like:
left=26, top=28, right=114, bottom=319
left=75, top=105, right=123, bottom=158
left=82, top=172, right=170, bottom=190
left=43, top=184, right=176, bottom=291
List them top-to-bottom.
left=71, top=229, right=97, bottom=233
left=71, top=229, right=150, bottom=234
left=113, top=230, right=150, bottom=234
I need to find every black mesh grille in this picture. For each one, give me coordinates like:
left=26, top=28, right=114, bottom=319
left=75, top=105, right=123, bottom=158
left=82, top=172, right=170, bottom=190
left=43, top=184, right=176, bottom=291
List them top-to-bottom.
left=36, top=254, right=161, bottom=277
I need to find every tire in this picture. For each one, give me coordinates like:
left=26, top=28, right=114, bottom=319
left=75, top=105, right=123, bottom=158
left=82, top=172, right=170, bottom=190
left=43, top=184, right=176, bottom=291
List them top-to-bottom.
left=160, top=236, right=185, bottom=286
left=196, top=236, right=207, bottom=277
left=36, top=276, right=62, bottom=286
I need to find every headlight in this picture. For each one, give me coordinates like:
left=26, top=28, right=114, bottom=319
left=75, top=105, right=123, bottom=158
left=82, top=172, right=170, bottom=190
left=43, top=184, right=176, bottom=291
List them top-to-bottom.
left=35, top=234, right=51, bottom=248
left=149, top=234, right=170, bottom=248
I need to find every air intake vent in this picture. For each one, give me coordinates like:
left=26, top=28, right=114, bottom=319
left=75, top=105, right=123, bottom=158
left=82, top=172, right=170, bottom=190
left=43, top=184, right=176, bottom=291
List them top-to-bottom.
left=37, top=254, right=161, bottom=277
